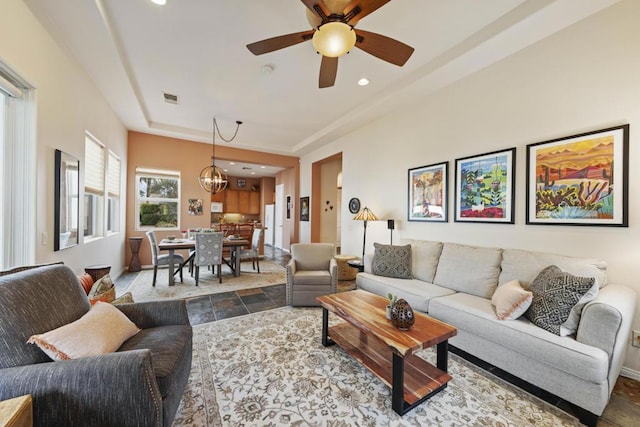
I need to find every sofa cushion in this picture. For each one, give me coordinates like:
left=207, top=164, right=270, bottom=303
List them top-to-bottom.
left=400, top=239, right=443, bottom=282
left=372, top=243, right=412, bottom=279
left=433, top=243, right=502, bottom=298
left=499, top=248, right=607, bottom=289
left=525, top=265, right=598, bottom=336
left=293, top=270, right=332, bottom=286
left=356, top=273, right=455, bottom=313
left=87, top=274, right=116, bottom=305
left=491, top=280, right=533, bottom=320
left=429, top=292, right=608, bottom=383
left=27, top=301, right=140, bottom=361
left=118, top=325, right=192, bottom=398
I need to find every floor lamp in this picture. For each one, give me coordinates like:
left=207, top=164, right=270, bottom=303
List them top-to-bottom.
left=354, top=207, right=378, bottom=259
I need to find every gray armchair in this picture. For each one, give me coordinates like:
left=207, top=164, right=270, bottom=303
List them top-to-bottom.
left=286, top=243, right=337, bottom=306
left=0, top=264, right=192, bottom=427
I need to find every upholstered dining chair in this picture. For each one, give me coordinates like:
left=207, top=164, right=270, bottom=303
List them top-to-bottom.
left=235, top=228, right=263, bottom=273
left=145, top=231, right=184, bottom=287
left=194, top=232, right=224, bottom=285
left=286, top=243, right=337, bottom=306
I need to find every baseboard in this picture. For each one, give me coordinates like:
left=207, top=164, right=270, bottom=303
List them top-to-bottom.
left=620, top=367, right=640, bottom=381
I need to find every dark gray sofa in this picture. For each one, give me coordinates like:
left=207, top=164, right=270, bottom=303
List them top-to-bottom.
left=0, top=264, right=192, bottom=427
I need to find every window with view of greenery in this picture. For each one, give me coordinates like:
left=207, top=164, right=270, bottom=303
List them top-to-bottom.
left=136, top=169, right=180, bottom=229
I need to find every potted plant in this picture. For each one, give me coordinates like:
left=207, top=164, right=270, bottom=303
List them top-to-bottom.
left=386, top=293, right=397, bottom=320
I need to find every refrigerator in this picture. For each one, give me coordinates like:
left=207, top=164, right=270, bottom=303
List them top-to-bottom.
left=264, top=204, right=275, bottom=246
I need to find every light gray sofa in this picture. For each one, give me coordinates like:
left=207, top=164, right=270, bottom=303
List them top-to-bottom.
left=356, top=239, right=636, bottom=426
left=0, top=264, right=192, bottom=427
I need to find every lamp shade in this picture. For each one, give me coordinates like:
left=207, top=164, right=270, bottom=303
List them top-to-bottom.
left=312, top=22, right=356, bottom=57
left=354, top=207, right=378, bottom=221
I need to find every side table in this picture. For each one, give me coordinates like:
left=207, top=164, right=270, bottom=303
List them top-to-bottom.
left=128, top=237, right=143, bottom=272
left=334, top=255, right=359, bottom=280
left=347, top=258, right=365, bottom=273
left=84, top=264, right=111, bottom=282
left=0, top=394, right=32, bottom=427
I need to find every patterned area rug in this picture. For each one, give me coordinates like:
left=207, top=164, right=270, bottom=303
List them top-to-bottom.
left=125, top=260, right=285, bottom=302
left=174, top=307, right=581, bottom=426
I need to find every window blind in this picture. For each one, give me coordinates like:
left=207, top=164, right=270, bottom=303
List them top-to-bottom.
left=85, top=134, right=104, bottom=193
left=108, top=151, right=120, bottom=197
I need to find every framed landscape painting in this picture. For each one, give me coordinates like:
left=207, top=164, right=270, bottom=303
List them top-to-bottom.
left=526, top=125, right=629, bottom=226
left=454, top=148, right=516, bottom=223
left=408, top=162, right=448, bottom=222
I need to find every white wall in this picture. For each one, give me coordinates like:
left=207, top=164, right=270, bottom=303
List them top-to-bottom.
left=0, top=0, right=128, bottom=276
left=301, top=0, right=640, bottom=372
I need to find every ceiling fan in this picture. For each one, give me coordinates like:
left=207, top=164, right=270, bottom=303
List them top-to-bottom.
left=246, top=0, right=414, bottom=88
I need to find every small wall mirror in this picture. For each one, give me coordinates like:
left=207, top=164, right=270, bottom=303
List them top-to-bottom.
left=54, top=149, right=79, bottom=251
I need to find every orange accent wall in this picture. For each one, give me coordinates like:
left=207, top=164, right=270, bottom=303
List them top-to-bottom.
left=126, top=131, right=299, bottom=266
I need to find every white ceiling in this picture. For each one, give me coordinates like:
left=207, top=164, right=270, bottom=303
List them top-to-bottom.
left=25, top=0, right=619, bottom=158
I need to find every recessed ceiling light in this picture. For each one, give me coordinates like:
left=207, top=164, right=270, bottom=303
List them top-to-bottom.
left=151, top=0, right=166, bottom=5
left=358, top=78, right=370, bottom=86
left=229, top=162, right=235, bottom=165
left=260, top=166, right=266, bottom=169
left=250, top=172, right=256, bottom=175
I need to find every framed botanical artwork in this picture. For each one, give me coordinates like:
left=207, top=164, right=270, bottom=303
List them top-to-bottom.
left=526, top=125, right=629, bottom=226
left=454, top=148, right=516, bottom=223
left=408, top=162, right=448, bottom=222
left=300, top=196, right=310, bottom=221
left=188, top=199, right=203, bottom=215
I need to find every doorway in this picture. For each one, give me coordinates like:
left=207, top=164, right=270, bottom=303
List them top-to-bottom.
left=311, top=153, right=342, bottom=249
left=275, top=184, right=284, bottom=249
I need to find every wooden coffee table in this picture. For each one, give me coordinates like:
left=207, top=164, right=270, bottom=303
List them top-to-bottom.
left=316, top=289, right=457, bottom=415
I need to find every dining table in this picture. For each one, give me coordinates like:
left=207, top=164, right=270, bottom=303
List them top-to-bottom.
left=158, top=237, right=249, bottom=286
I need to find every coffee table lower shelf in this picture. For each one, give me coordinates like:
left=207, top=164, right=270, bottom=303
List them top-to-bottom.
left=325, top=321, right=452, bottom=415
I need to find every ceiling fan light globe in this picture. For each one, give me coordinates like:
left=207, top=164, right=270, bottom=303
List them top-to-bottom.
left=312, top=22, right=356, bottom=58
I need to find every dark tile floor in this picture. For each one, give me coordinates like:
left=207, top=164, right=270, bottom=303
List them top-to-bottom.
left=114, top=245, right=639, bottom=425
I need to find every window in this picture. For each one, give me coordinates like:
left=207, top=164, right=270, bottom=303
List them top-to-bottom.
left=0, top=64, right=36, bottom=269
left=84, top=133, right=104, bottom=240
left=107, top=151, right=121, bottom=233
left=136, top=168, right=180, bottom=230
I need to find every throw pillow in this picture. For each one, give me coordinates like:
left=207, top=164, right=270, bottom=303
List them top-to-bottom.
left=372, top=243, right=412, bottom=279
left=525, top=265, right=598, bottom=336
left=77, top=273, right=94, bottom=295
left=87, top=274, right=115, bottom=305
left=491, top=280, right=533, bottom=320
left=111, top=292, right=135, bottom=305
left=27, top=301, right=140, bottom=361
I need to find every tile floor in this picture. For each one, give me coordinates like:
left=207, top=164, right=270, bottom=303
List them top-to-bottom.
left=114, top=245, right=638, bottom=426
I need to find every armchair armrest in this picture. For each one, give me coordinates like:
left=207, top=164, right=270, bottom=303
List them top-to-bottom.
left=330, top=258, right=338, bottom=293
left=117, top=300, right=189, bottom=329
left=0, top=350, right=162, bottom=426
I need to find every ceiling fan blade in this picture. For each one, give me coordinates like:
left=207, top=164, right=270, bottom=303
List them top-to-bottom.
left=300, top=0, right=331, bottom=20
left=343, top=0, right=390, bottom=26
left=355, top=29, right=414, bottom=66
left=247, top=30, right=315, bottom=55
left=319, top=56, right=338, bottom=88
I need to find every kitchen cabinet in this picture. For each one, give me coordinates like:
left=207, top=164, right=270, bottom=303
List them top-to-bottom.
left=211, top=189, right=260, bottom=214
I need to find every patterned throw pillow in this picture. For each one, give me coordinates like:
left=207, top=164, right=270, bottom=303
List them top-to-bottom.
left=372, top=243, right=412, bottom=279
left=525, top=265, right=597, bottom=336
left=87, top=274, right=116, bottom=305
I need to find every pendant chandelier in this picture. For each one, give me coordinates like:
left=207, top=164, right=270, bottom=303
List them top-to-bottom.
left=198, top=117, right=242, bottom=194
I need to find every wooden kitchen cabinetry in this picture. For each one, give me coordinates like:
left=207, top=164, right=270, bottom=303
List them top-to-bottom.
left=211, top=190, right=260, bottom=214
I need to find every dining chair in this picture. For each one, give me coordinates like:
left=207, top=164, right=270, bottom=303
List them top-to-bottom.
left=235, top=228, right=263, bottom=273
left=145, top=231, right=184, bottom=286
left=194, top=232, right=224, bottom=285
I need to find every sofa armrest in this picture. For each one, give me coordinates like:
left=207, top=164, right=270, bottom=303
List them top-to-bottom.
left=363, top=254, right=374, bottom=273
left=285, top=259, right=296, bottom=305
left=577, top=284, right=637, bottom=391
left=117, top=300, right=189, bottom=329
left=0, top=349, right=162, bottom=427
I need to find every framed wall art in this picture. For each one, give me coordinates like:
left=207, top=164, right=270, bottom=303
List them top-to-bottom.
left=526, top=125, right=628, bottom=226
left=454, top=148, right=516, bottom=223
left=54, top=149, right=80, bottom=251
left=408, top=162, right=448, bottom=222
left=300, top=196, right=310, bottom=221
left=188, top=199, right=203, bottom=215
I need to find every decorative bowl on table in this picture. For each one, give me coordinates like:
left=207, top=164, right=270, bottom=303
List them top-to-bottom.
left=166, top=236, right=176, bottom=241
